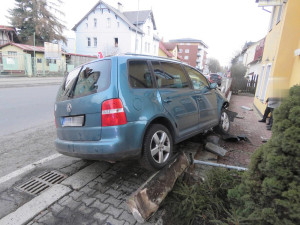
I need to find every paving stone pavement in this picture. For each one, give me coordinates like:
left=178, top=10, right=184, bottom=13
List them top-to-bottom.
left=26, top=161, right=160, bottom=225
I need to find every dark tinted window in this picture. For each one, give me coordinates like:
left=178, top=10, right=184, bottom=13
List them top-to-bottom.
left=56, top=60, right=111, bottom=101
left=128, top=60, right=153, bottom=88
left=152, top=61, right=189, bottom=88
left=184, top=66, right=209, bottom=91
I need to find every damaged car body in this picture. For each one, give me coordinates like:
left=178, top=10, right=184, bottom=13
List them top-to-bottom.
left=54, top=55, right=230, bottom=170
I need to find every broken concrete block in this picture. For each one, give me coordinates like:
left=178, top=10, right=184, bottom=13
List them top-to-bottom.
left=241, top=106, right=253, bottom=111
left=206, top=135, right=220, bottom=145
left=205, top=142, right=227, bottom=157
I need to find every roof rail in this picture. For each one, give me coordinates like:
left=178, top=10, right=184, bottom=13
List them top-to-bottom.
left=124, top=53, right=183, bottom=63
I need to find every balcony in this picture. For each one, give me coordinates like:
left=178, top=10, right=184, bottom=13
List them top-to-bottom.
left=197, top=53, right=201, bottom=57
left=196, top=59, right=200, bottom=63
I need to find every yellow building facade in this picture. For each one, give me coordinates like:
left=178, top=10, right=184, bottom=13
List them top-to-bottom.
left=254, top=0, right=300, bottom=113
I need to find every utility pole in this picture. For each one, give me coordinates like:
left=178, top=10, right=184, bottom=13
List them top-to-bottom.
left=135, top=0, right=140, bottom=53
left=33, top=32, right=36, bottom=76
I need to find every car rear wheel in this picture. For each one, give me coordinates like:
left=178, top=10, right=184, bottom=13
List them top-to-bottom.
left=140, top=124, right=173, bottom=171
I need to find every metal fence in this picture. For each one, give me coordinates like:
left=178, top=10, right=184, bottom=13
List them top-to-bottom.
left=0, top=51, right=96, bottom=77
left=231, top=76, right=258, bottom=95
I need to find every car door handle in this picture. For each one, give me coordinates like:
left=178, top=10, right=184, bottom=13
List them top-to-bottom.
left=163, top=99, right=172, bottom=103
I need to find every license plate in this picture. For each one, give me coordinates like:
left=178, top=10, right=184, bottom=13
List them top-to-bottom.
left=62, top=116, right=84, bottom=127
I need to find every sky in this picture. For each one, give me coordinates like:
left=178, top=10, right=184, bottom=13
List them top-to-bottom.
left=0, top=0, right=271, bottom=66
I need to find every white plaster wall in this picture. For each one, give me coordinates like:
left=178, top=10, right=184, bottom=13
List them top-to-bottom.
left=75, top=3, right=134, bottom=56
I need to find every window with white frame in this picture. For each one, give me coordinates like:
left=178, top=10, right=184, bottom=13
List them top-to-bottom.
left=276, top=5, right=283, bottom=24
left=269, top=6, right=276, bottom=31
left=94, top=18, right=97, bottom=28
left=107, top=18, right=111, bottom=28
left=117, top=22, right=120, bottom=28
left=147, top=26, right=150, bottom=35
left=87, top=37, right=91, bottom=47
left=94, top=37, right=97, bottom=47
left=145, top=42, right=147, bottom=52
left=148, top=43, right=150, bottom=53
left=179, top=49, right=183, bottom=53
left=185, top=49, right=189, bottom=53
left=184, top=56, right=189, bottom=60
left=261, top=64, right=272, bottom=101
left=256, top=65, right=265, bottom=98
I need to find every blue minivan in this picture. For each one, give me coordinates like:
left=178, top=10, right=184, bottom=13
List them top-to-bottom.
left=54, top=55, right=230, bottom=170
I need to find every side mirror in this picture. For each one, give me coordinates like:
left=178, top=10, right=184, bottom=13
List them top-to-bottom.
left=209, top=83, right=218, bottom=89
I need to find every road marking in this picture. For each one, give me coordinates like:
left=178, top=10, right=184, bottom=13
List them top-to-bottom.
left=0, top=153, right=62, bottom=185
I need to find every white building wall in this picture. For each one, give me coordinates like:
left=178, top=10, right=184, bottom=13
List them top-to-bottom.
left=75, top=3, right=134, bottom=56
left=243, top=43, right=258, bottom=66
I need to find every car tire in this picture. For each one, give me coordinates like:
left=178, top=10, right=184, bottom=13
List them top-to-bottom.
left=215, top=108, right=230, bottom=134
left=140, top=124, right=173, bottom=171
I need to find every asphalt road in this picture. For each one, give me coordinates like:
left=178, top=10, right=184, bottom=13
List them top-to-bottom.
left=0, top=85, right=59, bottom=136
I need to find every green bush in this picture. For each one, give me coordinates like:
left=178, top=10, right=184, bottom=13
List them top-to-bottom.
left=229, top=85, right=300, bottom=225
left=165, top=168, right=243, bottom=225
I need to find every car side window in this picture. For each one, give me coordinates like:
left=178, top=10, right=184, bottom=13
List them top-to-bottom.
left=128, top=60, right=153, bottom=88
left=152, top=61, right=189, bottom=88
left=184, top=66, right=209, bottom=91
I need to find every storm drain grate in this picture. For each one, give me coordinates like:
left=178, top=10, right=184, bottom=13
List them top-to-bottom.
left=15, top=170, right=67, bottom=195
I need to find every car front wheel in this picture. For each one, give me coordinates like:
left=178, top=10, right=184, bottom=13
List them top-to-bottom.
left=216, top=109, right=230, bottom=134
left=140, top=124, right=173, bottom=171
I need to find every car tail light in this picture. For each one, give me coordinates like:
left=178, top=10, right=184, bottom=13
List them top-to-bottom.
left=102, top=99, right=127, bottom=127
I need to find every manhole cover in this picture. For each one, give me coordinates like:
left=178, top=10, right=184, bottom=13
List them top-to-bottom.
left=15, top=170, right=67, bottom=195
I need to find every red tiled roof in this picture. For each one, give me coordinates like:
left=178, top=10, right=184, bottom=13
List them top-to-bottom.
left=0, top=25, right=16, bottom=32
left=159, top=41, right=173, bottom=58
left=0, top=42, right=45, bottom=52
left=163, top=42, right=177, bottom=51
left=66, top=53, right=97, bottom=58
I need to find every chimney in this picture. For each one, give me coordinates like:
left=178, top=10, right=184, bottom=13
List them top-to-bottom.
left=118, top=2, right=123, bottom=12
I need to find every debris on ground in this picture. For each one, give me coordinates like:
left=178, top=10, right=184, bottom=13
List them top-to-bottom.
left=241, top=106, right=253, bottom=111
left=236, top=115, right=244, bottom=119
left=222, top=134, right=249, bottom=142
left=205, top=135, right=220, bottom=145
left=261, top=136, right=269, bottom=143
left=205, top=142, right=227, bottom=157
left=127, top=152, right=191, bottom=223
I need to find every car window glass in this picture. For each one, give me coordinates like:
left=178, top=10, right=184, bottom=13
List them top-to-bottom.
left=56, top=60, right=111, bottom=101
left=128, top=60, right=153, bottom=88
left=152, top=61, right=189, bottom=88
left=184, top=66, right=209, bottom=91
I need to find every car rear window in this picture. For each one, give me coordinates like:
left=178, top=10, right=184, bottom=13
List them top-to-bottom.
left=56, top=60, right=111, bottom=101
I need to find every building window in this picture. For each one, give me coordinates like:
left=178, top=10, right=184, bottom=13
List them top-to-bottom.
left=276, top=5, right=283, bottom=24
left=269, top=6, right=276, bottom=31
left=94, top=18, right=97, bottom=27
left=107, top=18, right=111, bottom=28
left=117, top=22, right=120, bottom=28
left=86, top=23, right=88, bottom=29
left=147, top=26, right=150, bottom=35
left=87, top=37, right=91, bottom=47
left=94, top=37, right=97, bottom=47
left=114, top=38, right=118, bottom=47
left=145, top=42, right=147, bottom=52
left=148, top=43, right=150, bottom=53
left=153, top=45, right=156, bottom=54
left=179, top=49, right=183, bottom=53
left=185, top=49, right=189, bottom=53
left=8, top=51, right=17, bottom=56
left=184, top=56, right=189, bottom=60
left=37, top=58, right=42, bottom=63
left=261, top=64, right=272, bottom=101
left=256, top=66, right=265, bottom=98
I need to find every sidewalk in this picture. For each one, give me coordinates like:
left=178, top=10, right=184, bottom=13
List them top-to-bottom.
left=0, top=76, right=64, bottom=88
left=218, top=94, right=272, bottom=167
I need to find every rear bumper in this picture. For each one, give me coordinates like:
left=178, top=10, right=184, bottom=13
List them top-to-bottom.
left=55, top=121, right=147, bottom=161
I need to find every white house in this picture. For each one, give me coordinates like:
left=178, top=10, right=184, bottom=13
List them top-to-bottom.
left=72, top=1, right=159, bottom=57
